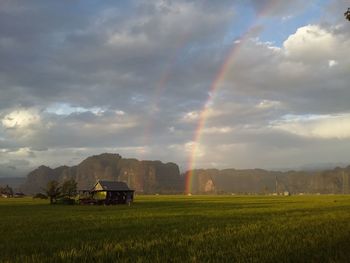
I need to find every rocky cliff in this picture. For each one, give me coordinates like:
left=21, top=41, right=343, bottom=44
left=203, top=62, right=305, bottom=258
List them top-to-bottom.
left=22, top=152, right=350, bottom=195
left=22, top=153, right=183, bottom=194
left=186, top=166, right=350, bottom=194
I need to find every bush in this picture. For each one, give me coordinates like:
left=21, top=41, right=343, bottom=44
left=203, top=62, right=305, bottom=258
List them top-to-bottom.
left=33, top=193, right=48, bottom=199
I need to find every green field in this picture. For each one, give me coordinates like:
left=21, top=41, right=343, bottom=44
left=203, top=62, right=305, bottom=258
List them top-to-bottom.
left=1, top=195, right=350, bottom=263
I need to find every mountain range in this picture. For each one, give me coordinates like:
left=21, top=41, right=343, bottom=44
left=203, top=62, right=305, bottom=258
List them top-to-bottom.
left=5, top=153, right=350, bottom=195
left=21, top=153, right=182, bottom=194
left=187, top=167, right=350, bottom=194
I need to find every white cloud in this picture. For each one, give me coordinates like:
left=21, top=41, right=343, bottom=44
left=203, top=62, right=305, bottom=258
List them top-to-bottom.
left=282, top=15, right=293, bottom=22
left=283, top=25, right=337, bottom=62
left=107, top=32, right=150, bottom=48
left=328, top=59, right=338, bottom=67
left=256, top=100, right=282, bottom=110
left=45, top=103, right=107, bottom=116
left=180, top=107, right=223, bottom=123
left=2, top=109, right=41, bottom=129
left=115, top=110, right=125, bottom=116
left=181, top=111, right=200, bottom=122
left=272, top=113, right=350, bottom=139
left=202, top=126, right=233, bottom=134
left=169, top=141, right=205, bottom=158
left=184, top=141, right=204, bottom=158
left=6, top=147, right=35, bottom=158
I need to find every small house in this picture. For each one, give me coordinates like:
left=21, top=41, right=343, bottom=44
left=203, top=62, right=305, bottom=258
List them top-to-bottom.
left=80, top=180, right=134, bottom=205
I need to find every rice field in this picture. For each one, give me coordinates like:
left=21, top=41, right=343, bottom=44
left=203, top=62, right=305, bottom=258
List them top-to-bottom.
left=1, top=195, right=350, bottom=262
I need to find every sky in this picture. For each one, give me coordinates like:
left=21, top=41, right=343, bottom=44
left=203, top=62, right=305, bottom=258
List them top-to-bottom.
left=0, top=0, right=350, bottom=177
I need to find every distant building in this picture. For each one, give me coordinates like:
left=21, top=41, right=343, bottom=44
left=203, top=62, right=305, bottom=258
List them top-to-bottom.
left=79, top=180, right=134, bottom=205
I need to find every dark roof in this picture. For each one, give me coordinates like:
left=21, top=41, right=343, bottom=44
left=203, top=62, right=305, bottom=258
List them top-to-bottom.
left=92, top=180, right=133, bottom=191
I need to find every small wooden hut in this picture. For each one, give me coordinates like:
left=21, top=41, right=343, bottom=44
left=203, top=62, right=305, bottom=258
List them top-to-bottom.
left=79, top=180, right=134, bottom=205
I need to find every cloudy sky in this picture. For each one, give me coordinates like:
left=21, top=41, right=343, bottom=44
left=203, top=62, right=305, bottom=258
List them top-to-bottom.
left=0, top=0, right=350, bottom=177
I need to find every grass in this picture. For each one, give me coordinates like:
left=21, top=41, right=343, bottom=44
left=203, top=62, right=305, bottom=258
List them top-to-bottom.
left=1, top=195, right=350, bottom=262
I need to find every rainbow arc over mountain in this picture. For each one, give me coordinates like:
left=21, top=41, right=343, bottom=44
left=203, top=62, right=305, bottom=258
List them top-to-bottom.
left=185, top=1, right=281, bottom=194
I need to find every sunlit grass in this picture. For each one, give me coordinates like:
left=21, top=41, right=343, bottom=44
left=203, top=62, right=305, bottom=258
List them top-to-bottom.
left=1, top=195, right=350, bottom=262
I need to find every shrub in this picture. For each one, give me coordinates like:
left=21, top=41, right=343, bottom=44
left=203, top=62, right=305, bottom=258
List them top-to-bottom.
left=33, top=193, right=48, bottom=199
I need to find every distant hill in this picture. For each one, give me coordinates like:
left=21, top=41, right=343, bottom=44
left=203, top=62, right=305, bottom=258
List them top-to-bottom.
left=21, top=153, right=183, bottom=194
left=186, top=166, right=350, bottom=194
left=0, top=177, right=26, bottom=191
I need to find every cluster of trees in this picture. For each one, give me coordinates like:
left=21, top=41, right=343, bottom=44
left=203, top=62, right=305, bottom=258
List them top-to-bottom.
left=346, top=8, right=350, bottom=21
left=44, top=179, right=77, bottom=204
left=0, top=185, right=13, bottom=197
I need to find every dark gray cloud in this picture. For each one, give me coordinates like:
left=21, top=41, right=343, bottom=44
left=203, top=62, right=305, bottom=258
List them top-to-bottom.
left=0, top=0, right=235, bottom=111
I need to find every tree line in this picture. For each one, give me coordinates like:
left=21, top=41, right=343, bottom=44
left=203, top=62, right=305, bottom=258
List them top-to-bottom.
left=0, top=185, right=14, bottom=197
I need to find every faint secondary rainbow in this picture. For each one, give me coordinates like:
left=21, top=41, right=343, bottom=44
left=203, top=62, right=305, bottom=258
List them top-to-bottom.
left=185, top=1, right=281, bottom=194
left=132, top=32, right=189, bottom=191
left=140, top=32, right=189, bottom=158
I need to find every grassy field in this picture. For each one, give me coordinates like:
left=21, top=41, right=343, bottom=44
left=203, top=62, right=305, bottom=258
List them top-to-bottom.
left=1, top=195, right=350, bottom=263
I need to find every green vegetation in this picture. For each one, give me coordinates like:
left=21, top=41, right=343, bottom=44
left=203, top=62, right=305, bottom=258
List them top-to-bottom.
left=44, top=179, right=78, bottom=204
left=61, top=179, right=78, bottom=199
left=1, top=195, right=350, bottom=262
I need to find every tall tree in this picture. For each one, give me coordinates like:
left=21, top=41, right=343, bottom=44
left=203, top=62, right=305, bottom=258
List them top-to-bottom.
left=345, top=8, right=350, bottom=21
left=61, top=179, right=77, bottom=199
left=45, top=180, right=61, bottom=204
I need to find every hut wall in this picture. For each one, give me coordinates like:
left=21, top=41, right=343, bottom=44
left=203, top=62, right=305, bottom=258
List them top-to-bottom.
left=94, top=191, right=107, bottom=200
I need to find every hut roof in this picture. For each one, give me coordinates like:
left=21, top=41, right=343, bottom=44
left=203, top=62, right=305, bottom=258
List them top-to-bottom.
left=92, top=180, right=133, bottom=191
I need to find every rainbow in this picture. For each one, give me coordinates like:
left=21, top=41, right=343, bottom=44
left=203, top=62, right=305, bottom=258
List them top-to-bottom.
left=185, top=2, right=281, bottom=194
left=141, top=33, right=190, bottom=157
